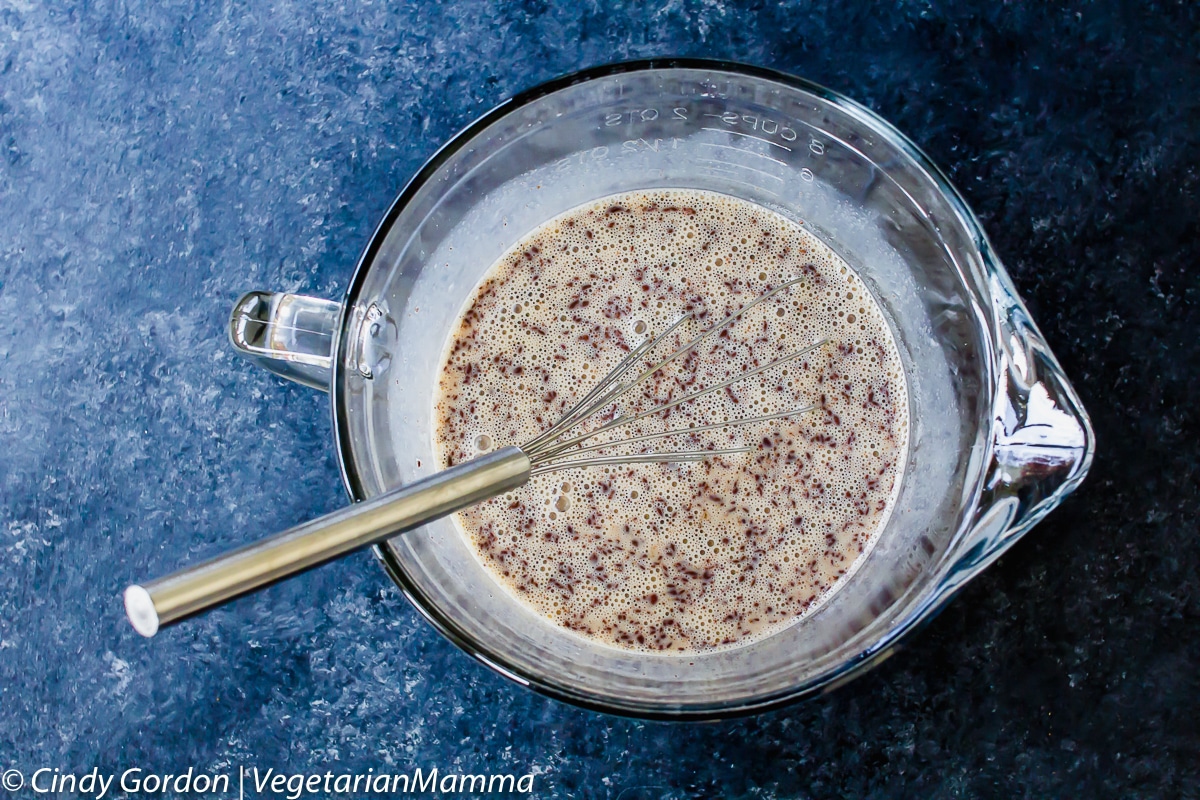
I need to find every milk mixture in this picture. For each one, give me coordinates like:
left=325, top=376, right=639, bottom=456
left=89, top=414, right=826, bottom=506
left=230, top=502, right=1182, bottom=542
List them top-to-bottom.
left=434, top=189, right=908, bottom=653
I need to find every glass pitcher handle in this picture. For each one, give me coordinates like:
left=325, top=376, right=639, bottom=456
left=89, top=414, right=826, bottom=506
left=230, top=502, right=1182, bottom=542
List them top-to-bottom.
left=941, top=271, right=1096, bottom=593
left=228, top=291, right=341, bottom=391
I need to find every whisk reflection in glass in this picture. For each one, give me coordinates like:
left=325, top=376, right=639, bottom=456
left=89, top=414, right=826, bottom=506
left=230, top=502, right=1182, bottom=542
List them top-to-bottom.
left=124, top=278, right=826, bottom=636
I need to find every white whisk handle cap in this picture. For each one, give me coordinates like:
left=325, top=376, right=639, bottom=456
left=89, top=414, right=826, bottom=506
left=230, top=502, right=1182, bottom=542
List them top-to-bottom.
left=123, top=446, right=531, bottom=636
left=124, top=585, right=159, bottom=638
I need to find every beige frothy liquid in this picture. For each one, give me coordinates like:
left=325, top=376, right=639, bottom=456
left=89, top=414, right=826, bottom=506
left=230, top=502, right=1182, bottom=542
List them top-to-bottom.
left=434, top=189, right=908, bottom=654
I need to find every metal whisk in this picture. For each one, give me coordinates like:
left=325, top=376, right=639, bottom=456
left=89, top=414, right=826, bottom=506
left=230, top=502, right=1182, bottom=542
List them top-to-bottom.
left=124, top=279, right=825, bottom=636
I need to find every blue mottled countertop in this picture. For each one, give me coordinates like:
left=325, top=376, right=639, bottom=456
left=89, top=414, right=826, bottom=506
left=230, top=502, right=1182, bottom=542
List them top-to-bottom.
left=1, top=1, right=1197, bottom=797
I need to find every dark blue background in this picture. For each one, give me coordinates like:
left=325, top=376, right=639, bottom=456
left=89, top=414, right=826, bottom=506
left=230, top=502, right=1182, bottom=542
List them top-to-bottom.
left=2, top=1, right=1197, bottom=797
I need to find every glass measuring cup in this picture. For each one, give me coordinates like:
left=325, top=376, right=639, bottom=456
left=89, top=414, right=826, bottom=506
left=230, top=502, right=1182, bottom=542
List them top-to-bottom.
left=226, top=60, right=1094, bottom=718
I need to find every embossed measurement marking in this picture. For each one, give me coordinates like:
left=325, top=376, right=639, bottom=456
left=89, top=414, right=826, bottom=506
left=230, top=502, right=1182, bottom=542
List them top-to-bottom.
left=590, top=102, right=835, bottom=195
left=700, top=127, right=793, bottom=151
left=621, top=138, right=680, bottom=154
left=696, top=141, right=788, bottom=167
left=695, top=158, right=786, bottom=183
left=696, top=169, right=782, bottom=198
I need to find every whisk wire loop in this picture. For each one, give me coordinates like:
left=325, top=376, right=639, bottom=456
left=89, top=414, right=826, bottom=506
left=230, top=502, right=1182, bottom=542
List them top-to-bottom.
left=523, top=277, right=826, bottom=473
left=525, top=279, right=803, bottom=458
left=524, top=315, right=691, bottom=455
left=529, top=337, right=827, bottom=465
left=535, top=405, right=817, bottom=465
left=530, top=448, right=754, bottom=476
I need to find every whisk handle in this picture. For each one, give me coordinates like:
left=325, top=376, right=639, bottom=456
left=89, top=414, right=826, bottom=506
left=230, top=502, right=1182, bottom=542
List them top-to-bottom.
left=124, top=447, right=531, bottom=637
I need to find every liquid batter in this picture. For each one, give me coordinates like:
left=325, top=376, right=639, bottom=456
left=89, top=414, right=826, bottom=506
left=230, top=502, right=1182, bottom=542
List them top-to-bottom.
left=434, top=189, right=908, bottom=653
